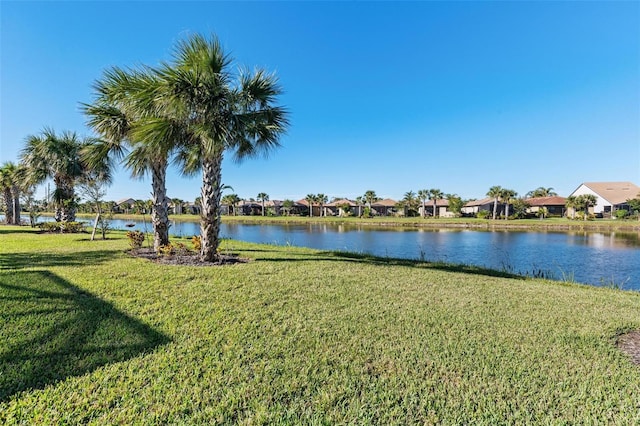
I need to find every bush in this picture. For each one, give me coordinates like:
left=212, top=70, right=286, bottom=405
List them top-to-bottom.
left=615, top=209, right=629, bottom=220
left=476, top=210, right=490, bottom=219
left=38, top=221, right=86, bottom=233
left=126, top=231, right=145, bottom=249
left=192, top=235, right=202, bottom=251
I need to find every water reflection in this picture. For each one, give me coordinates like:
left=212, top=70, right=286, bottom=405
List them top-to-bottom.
left=11, top=216, right=640, bottom=290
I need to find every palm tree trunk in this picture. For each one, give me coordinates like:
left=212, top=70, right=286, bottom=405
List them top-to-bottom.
left=200, top=153, right=224, bottom=262
left=150, top=161, right=170, bottom=252
left=59, top=182, right=76, bottom=222
left=12, top=185, right=21, bottom=225
left=3, top=188, right=13, bottom=224
left=492, top=199, right=498, bottom=220
left=433, top=200, right=437, bottom=218
left=422, top=201, right=425, bottom=218
left=505, top=203, right=510, bottom=220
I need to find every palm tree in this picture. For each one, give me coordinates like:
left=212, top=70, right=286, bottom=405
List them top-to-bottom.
left=155, top=34, right=289, bottom=261
left=83, top=66, right=177, bottom=252
left=20, top=129, right=94, bottom=223
left=0, top=163, right=15, bottom=224
left=487, top=186, right=503, bottom=220
left=526, top=187, right=558, bottom=198
left=429, top=188, right=444, bottom=218
left=500, top=188, right=517, bottom=220
left=417, top=189, right=429, bottom=218
left=402, top=190, right=418, bottom=217
left=257, top=192, right=269, bottom=216
left=221, top=193, right=240, bottom=216
left=317, top=193, right=328, bottom=217
left=305, top=194, right=316, bottom=217
left=578, top=194, right=597, bottom=221
left=355, top=196, right=365, bottom=217
left=565, top=196, right=578, bottom=219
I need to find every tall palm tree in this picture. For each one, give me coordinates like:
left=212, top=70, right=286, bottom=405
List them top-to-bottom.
left=157, top=34, right=289, bottom=261
left=83, top=66, right=176, bottom=252
left=20, top=129, right=94, bottom=223
left=0, top=162, right=16, bottom=224
left=487, top=186, right=503, bottom=220
left=428, top=188, right=444, bottom=218
left=500, top=188, right=517, bottom=220
left=417, top=189, right=429, bottom=218
left=402, top=190, right=418, bottom=217
left=257, top=192, right=269, bottom=216
left=317, top=193, right=328, bottom=217
left=305, top=194, right=316, bottom=217
left=565, top=196, right=578, bottom=219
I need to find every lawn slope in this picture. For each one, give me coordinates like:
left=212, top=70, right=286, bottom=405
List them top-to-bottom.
left=1, top=227, right=639, bottom=424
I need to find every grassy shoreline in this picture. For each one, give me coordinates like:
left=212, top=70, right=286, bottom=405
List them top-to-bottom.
left=66, top=212, right=640, bottom=232
left=1, top=226, right=639, bottom=423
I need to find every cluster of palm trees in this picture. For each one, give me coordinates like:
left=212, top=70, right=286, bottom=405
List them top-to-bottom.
left=6, top=33, right=289, bottom=262
left=0, top=162, right=24, bottom=225
left=486, top=186, right=521, bottom=220
left=398, top=189, right=455, bottom=217
left=565, top=194, right=598, bottom=220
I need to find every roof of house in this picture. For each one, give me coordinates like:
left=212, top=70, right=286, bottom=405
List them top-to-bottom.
left=577, top=182, right=640, bottom=205
left=524, top=196, right=567, bottom=206
left=464, top=197, right=494, bottom=207
left=116, top=198, right=135, bottom=205
left=326, top=198, right=357, bottom=207
left=372, top=198, right=398, bottom=207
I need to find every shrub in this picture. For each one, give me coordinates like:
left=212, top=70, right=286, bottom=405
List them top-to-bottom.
left=615, top=209, right=629, bottom=220
left=476, top=210, right=490, bottom=219
left=38, top=221, right=86, bottom=233
left=126, top=230, right=145, bottom=249
left=192, top=235, right=202, bottom=251
left=158, top=243, right=174, bottom=256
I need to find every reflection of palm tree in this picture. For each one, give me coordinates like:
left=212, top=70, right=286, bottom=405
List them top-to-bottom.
left=487, top=186, right=503, bottom=220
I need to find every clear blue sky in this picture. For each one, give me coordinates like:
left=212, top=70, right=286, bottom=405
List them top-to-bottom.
left=1, top=1, right=639, bottom=203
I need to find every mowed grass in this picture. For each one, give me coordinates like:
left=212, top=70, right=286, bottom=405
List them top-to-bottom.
left=1, top=227, right=639, bottom=424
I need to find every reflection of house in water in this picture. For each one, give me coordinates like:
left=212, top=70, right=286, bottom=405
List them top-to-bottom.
left=569, top=182, right=640, bottom=218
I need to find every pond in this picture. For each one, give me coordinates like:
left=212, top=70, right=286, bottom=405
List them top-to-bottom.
left=104, top=218, right=640, bottom=290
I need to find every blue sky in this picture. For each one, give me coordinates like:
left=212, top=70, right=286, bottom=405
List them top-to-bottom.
left=1, top=1, right=639, bottom=203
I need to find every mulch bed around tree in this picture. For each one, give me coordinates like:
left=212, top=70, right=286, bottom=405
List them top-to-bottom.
left=128, top=248, right=249, bottom=266
left=617, top=331, right=640, bottom=366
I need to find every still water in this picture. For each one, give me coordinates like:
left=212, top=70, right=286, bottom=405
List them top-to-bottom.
left=102, top=218, right=640, bottom=290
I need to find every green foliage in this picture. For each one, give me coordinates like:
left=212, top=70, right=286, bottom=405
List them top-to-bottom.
left=615, top=209, right=629, bottom=219
left=477, top=210, right=490, bottom=219
left=38, top=221, right=86, bottom=233
left=125, top=230, right=145, bottom=249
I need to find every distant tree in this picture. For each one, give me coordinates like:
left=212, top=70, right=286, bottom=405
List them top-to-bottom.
left=79, top=170, right=112, bottom=240
left=487, top=186, right=503, bottom=220
left=526, top=187, right=557, bottom=198
left=429, top=188, right=444, bottom=218
left=501, top=188, right=517, bottom=220
left=417, top=189, right=429, bottom=218
left=363, top=190, right=379, bottom=209
left=401, top=191, right=419, bottom=217
left=257, top=192, right=269, bottom=216
left=317, top=193, right=328, bottom=217
left=627, top=193, right=640, bottom=221
left=221, top=194, right=240, bottom=216
left=305, top=194, right=316, bottom=217
left=446, top=194, right=464, bottom=217
left=578, top=194, right=597, bottom=221
left=355, top=196, right=365, bottom=217
left=565, top=196, right=578, bottom=219
left=511, top=198, right=530, bottom=219
left=282, top=199, right=294, bottom=216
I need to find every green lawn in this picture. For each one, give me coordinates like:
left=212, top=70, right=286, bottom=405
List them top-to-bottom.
left=1, top=226, right=639, bottom=424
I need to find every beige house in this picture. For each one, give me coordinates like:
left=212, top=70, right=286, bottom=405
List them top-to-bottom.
left=569, top=182, right=640, bottom=217
left=524, top=196, right=566, bottom=217
left=461, top=197, right=496, bottom=216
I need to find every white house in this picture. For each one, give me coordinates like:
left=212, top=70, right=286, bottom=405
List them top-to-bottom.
left=569, top=182, right=640, bottom=217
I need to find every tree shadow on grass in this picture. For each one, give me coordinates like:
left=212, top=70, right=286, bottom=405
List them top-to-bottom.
left=242, top=248, right=523, bottom=280
left=0, top=249, right=121, bottom=271
left=0, top=270, right=170, bottom=402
